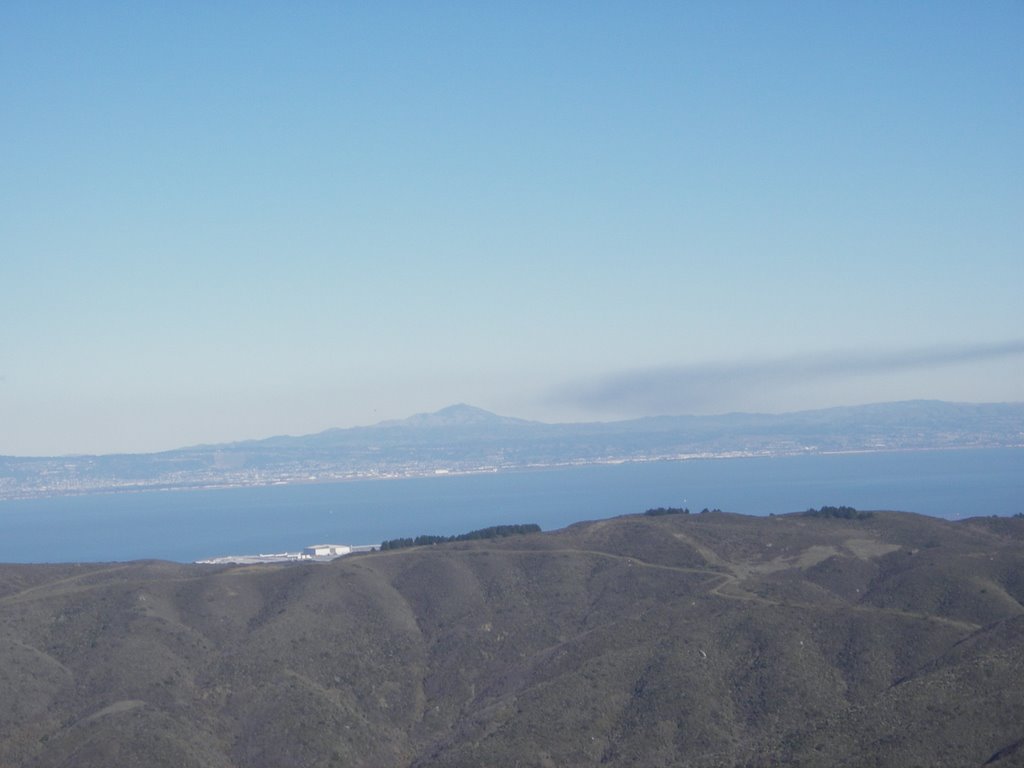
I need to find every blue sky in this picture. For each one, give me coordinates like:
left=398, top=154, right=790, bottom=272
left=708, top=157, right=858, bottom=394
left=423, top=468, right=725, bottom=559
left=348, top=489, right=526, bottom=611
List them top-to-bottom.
left=2, top=1, right=1022, bottom=455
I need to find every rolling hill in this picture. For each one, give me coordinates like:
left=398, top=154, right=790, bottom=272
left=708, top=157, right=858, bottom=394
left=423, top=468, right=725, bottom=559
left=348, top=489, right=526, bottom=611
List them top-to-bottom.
left=1, top=509, right=1022, bottom=766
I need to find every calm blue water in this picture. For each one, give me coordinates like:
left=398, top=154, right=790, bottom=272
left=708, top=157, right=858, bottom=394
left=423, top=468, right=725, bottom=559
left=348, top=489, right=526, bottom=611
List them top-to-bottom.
left=1, top=448, right=1021, bottom=563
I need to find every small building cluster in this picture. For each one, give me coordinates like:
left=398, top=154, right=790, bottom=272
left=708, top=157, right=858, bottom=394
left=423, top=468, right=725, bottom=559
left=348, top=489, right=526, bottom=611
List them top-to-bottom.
left=196, top=542, right=375, bottom=565
left=302, top=544, right=351, bottom=558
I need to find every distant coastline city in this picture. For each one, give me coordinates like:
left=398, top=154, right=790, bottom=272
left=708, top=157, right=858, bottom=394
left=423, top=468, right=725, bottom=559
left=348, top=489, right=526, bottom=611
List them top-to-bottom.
left=1, top=401, right=1022, bottom=501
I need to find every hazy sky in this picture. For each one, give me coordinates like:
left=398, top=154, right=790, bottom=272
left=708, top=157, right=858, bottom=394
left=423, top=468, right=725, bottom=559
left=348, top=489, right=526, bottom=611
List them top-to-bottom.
left=2, top=2, right=1022, bottom=455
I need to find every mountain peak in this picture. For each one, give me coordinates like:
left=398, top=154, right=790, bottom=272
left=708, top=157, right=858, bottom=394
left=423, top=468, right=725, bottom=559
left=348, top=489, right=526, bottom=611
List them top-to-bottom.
left=378, top=403, right=532, bottom=429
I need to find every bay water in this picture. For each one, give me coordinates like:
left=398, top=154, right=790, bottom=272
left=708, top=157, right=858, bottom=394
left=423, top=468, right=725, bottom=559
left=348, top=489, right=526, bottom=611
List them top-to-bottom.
left=1, top=448, right=1021, bottom=563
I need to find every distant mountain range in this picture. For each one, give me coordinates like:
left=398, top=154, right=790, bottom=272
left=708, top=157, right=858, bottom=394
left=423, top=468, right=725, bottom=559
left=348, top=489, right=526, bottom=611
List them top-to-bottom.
left=1, top=400, right=1022, bottom=499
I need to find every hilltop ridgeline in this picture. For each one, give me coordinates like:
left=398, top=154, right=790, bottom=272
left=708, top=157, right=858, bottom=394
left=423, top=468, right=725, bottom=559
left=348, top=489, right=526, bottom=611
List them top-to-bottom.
left=1, top=509, right=1023, bottom=767
left=379, top=523, right=541, bottom=550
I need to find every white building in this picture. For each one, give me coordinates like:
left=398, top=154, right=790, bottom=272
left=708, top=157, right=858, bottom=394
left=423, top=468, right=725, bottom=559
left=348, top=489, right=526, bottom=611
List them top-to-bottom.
left=303, top=544, right=351, bottom=558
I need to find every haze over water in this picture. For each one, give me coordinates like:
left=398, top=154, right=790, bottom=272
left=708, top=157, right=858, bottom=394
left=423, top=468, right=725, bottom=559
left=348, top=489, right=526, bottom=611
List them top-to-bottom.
left=2, top=449, right=1020, bottom=564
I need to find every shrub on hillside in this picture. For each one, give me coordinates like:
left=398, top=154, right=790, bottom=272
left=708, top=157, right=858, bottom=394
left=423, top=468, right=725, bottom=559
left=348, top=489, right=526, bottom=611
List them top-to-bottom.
left=803, top=505, right=873, bottom=520
left=644, top=507, right=690, bottom=516
left=380, top=523, right=541, bottom=551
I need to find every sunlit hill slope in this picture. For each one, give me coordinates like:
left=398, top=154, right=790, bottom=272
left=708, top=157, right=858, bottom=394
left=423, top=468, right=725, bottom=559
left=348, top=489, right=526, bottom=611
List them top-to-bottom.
left=1, top=510, right=1022, bottom=767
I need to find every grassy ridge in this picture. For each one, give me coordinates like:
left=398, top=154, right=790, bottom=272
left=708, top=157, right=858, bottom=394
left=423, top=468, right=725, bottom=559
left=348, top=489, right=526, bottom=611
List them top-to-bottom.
left=379, top=523, right=541, bottom=551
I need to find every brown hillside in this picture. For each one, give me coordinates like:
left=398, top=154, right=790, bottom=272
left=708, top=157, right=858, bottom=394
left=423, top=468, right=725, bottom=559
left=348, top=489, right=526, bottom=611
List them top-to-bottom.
left=1, top=511, right=1022, bottom=767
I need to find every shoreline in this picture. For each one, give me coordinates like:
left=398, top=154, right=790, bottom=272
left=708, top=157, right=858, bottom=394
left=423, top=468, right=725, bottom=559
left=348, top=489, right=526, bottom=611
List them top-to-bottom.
left=2, top=443, right=1023, bottom=503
